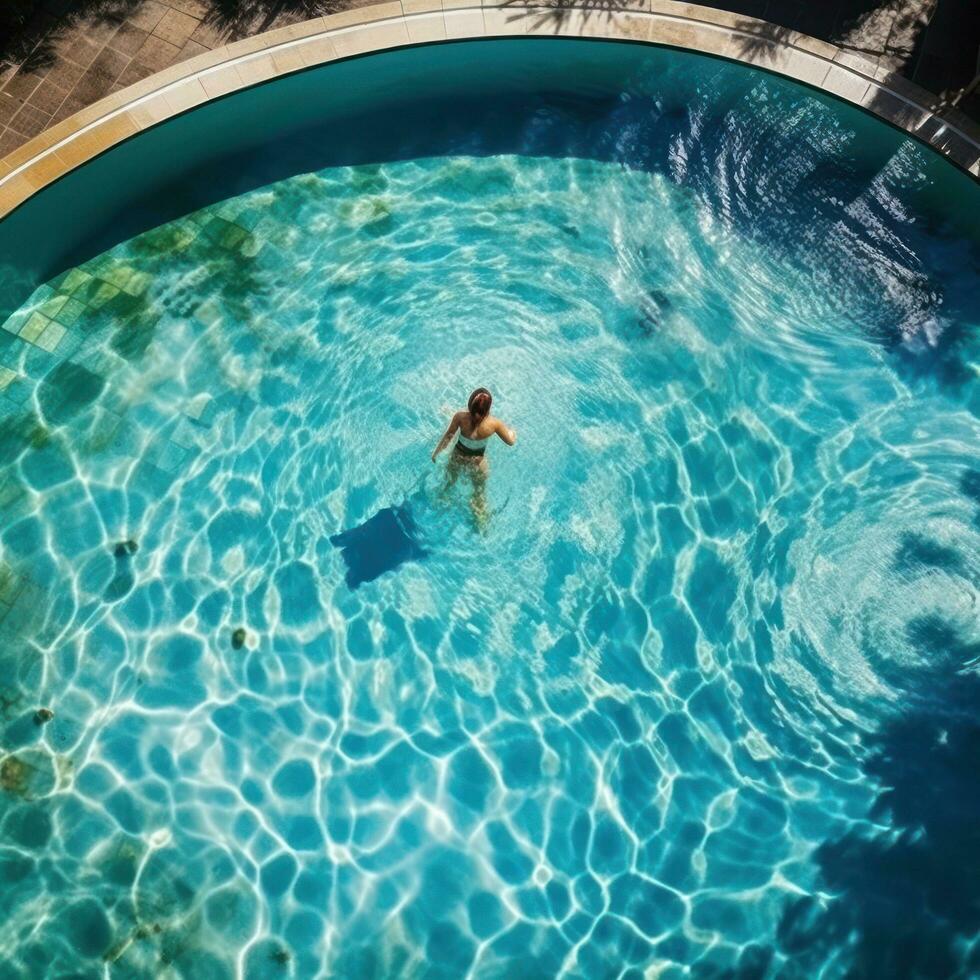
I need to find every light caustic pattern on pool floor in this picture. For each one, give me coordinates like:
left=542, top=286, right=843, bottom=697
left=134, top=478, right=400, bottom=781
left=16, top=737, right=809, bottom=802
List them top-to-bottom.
left=1, top=104, right=980, bottom=977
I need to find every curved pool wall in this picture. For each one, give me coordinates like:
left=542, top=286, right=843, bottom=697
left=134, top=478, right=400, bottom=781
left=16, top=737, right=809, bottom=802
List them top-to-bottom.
left=1, top=4, right=980, bottom=326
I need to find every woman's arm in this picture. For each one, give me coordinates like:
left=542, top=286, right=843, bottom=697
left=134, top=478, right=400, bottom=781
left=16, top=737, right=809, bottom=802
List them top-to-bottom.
left=432, top=412, right=462, bottom=461
left=494, top=419, right=517, bottom=446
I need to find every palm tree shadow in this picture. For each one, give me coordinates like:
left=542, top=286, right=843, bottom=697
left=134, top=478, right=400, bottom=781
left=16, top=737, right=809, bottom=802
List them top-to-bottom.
left=0, top=0, right=344, bottom=75
left=198, top=0, right=344, bottom=38
left=497, top=0, right=629, bottom=32
left=3, top=1, right=139, bottom=73
left=727, top=18, right=799, bottom=65
left=775, top=629, right=980, bottom=977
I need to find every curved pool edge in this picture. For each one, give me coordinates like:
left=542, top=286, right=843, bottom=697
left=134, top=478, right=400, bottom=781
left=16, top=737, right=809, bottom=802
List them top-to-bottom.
left=0, top=0, right=979, bottom=220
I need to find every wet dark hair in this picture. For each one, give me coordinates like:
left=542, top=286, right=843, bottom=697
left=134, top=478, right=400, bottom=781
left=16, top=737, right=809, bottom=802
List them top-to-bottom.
left=468, top=387, right=492, bottom=423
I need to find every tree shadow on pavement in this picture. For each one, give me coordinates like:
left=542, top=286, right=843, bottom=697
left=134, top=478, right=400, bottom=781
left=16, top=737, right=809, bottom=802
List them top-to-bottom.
left=0, top=0, right=343, bottom=75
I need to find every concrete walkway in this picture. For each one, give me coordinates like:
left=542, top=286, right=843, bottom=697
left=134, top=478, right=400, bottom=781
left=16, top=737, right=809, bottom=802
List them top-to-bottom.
left=0, top=0, right=977, bottom=157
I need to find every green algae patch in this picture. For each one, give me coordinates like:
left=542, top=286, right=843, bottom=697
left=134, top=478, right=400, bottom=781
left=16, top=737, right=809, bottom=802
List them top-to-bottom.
left=349, top=164, right=389, bottom=195
left=126, top=223, right=197, bottom=260
left=110, top=309, right=160, bottom=361
left=38, top=362, right=106, bottom=426
left=0, top=411, right=52, bottom=456
left=0, top=748, right=58, bottom=799
left=0, top=754, right=28, bottom=794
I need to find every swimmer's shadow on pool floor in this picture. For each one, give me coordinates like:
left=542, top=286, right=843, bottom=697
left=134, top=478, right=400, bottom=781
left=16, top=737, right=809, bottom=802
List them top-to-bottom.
left=330, top=503, right=427, bottom=589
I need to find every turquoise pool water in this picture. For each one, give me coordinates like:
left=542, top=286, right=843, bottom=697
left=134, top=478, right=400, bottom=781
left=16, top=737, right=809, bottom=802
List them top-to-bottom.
left=1, top=40, right=979, bottom=980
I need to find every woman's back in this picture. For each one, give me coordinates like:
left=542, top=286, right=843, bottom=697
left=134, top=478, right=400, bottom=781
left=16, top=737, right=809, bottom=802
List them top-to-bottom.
left=457, top=411, right=495, bottom=445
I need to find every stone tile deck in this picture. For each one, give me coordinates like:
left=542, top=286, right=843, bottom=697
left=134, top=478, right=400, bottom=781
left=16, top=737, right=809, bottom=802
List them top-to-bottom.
left=0, top=0, right=977, bottom=160
left=0, top=1, right=342, bottom=157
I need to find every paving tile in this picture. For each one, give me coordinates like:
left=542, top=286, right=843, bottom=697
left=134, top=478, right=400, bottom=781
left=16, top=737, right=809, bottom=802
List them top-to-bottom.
left=126, top=0, right=170, bottom=34
left=169, top=0, right=210, bottom=16
left=326, top=2, right=403, bottom=28
left=488, top=6, right=534, bottom=34
left=444, top=8, right=485, bottom=38
left=153, top=9, right=201, bottom=47
left=406, top=12, right=447, bottom=42
left=82, top=16, right=127, bottom=47
left=189, top=19, right=232, bottom=49
left=108, top=23, right=151, bottom=56
left=58, top=33, right=105, bottom=69
left=134, top=34, right=183, bottom=72
left=176, top=39, right=211, bottom=63
left=91, top=46, right=133, bottom=82
left=834, top=48, right=877, bottom=75
left=876, top=51, right=906, bottom=74
left=73, top=53, right=131, bottom=105
left=233, top=54, right=278, bottom=86
left=43, top=59, right=87, bottom=92
left=116, top=60, right=157, bottom=89
left=822, top=62, right=872, bottom=103
left=199, top=64, right=244, bottom=98
left=2, top=70, right=44, bottom=103
left=27, top=77, right=70, bottom=116
left=163, top=78, right=209, bottom=114
left=869, top=87, right=932, bottom=129
left=128, top=92, right=172, bottom=129
left=0, top=93, right=21, bottom=127
left=49, top=95, right=90, bottom=125
left=8, top=103, right=53, bottom=139
left=941, top=107, right=980, bottom=142
left=56, top=112, right=138, bottom=171
left=0, top=129, right=22, bottom=157
left=20, top=151, right=69, bottom=189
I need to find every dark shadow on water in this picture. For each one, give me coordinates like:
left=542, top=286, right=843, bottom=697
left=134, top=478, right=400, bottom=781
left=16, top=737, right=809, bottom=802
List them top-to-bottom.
left=722, top=11, right=980, bottom=177
left=962, top=469, right=980, bottom=530
left=330, top=503, right=426, bottom=589
left=892, top=531, right=965, bottom=577
left=776, top=631, right=980, bottom=978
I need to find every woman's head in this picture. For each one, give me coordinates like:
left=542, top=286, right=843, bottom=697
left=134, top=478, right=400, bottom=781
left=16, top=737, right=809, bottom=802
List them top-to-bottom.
left=468, top=387, right=492, bottom=422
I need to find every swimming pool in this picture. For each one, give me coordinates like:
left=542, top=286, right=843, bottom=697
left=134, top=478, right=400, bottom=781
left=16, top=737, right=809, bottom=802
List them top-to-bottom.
left=1, top=35, right=979, bottom=979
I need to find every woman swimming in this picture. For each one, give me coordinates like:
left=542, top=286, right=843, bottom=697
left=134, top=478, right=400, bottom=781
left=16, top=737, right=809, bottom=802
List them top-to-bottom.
left=431, top=387, right=516, bottom=527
